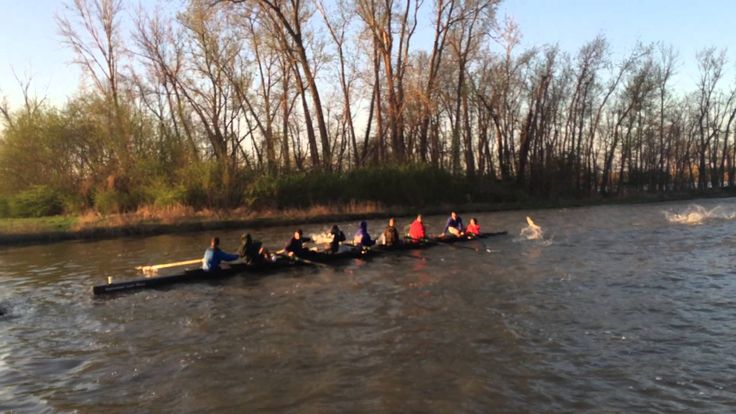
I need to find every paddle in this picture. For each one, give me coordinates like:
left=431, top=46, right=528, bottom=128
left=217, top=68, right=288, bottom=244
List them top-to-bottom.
left=433, top=233, right=486, bottom=252
left=446, top=242, right=483, bottom=252
left=274, top=249, right=330, bottom=268
left=287, top=254, right=331, bottom=267
left=136, top=259, right=202, bottom=276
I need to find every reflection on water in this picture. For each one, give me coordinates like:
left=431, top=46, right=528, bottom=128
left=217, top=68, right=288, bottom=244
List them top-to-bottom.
left=2, top=199, right=736, bottom=412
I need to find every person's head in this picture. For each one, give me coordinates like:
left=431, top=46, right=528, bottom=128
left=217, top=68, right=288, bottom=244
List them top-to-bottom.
left=451, top=211, right=457, bottom=220
left=416, top=214, right=422, bottom=222
left=388, top=218, right=395, bottom=227
left=470, top=218, right=478, bottom=225
left=359, top=221, right=367, bottom=230
left=331, top=224, right=339, bottom=233
left=294, top=229, right=302, bottom=239
left=241, top=233, right=251, bottom=242
left=210, top=237, right=220, bottom=248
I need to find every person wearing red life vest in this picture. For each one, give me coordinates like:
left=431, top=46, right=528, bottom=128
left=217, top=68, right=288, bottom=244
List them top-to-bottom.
left=408, top=214, right=426, bottom=242
left=465, top=217, right=480, bottom=236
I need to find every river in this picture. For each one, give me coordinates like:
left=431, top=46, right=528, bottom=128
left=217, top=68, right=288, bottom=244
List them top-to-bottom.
left=1, top=198, right=735, bottom=413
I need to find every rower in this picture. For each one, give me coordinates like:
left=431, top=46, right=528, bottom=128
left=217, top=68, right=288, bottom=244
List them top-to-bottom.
left=443, top=211, right=465, bottom=237
left=408, top=214, right=426, bottom=242
left=379, top=218, right=400, bottom=246
left=466, top=218, right=480, bottom=236
left=353, top=221, right=375, bottom=247
left=328, top=225, right=346, bottom=253
left=284, top=229, right=312, bottom=257
left=239, top=233, right=270, bottom=264
left=202, top=237, right=240, bottom=271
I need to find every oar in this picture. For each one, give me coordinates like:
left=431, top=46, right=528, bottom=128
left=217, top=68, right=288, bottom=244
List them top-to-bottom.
left=432, top=233, right=485, bottom=252
left=447, top=243, right=482, bottom=252
left=274, top=249, right=331, bottom=268
left=392, top=250, right=429, bottom=261
left=286, top=254, right=330, bottom=268
left=136, top=258, right=202, bottom=275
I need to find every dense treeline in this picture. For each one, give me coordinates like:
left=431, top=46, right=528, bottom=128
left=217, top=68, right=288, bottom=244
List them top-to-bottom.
left=1, top=0, right=736, bottom=217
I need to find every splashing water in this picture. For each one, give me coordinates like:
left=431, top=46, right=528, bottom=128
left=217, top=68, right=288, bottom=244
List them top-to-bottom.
left=664, top=204, right=736, bottom=225
left=520, top=216, right=545, bottom=240
left=310, top=231, right=333, bottom=245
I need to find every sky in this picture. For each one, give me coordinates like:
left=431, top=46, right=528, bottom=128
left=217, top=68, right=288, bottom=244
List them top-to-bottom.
left=1, top=0, right=735, bottom=109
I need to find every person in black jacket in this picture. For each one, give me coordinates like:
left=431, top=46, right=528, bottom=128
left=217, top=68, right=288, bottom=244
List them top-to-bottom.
left=328, top=225, right=346, bottom=253
left=284, top=229, right=312, bottom=257
left=238, top=233, right=269, bottom=264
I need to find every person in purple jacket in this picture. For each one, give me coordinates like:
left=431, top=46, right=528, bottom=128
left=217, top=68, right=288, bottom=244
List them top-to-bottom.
left=443, top=211, right=465, bottom=237
left=353, top=221, right=375, bottom=247
left=202, top=237, right=240, bottom=271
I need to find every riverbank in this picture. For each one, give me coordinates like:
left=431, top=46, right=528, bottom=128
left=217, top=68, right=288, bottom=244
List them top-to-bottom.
left=1, top=189, right=735, bottom=247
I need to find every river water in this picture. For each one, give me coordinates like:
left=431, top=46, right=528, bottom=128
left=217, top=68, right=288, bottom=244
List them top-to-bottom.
left=1, top=198, right=736, bottom=413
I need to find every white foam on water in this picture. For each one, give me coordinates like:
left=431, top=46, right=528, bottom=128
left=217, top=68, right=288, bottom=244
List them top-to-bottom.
left=664, top=204, right=736, bottom=225
left=519, top=216, right=545, bottom=241
left=310, top=231, right=333, bottom=244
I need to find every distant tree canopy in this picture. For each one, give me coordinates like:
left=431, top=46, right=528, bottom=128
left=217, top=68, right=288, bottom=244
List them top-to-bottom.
left=1, top=0, right=736, bottom=216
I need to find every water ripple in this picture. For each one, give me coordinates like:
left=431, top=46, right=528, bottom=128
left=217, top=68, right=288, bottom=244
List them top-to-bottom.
left=3, top=199, right=736, bottom=411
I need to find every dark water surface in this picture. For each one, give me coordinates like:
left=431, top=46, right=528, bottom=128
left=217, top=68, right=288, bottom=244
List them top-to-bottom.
left=2, top=198, right=736, bottom=413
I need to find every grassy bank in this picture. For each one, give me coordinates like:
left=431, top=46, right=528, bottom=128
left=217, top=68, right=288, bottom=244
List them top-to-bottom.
left=1, top=189, right=734, bottom=247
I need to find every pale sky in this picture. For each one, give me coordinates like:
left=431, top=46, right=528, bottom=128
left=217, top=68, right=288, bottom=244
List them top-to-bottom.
left=0, top=0, right=734, bottom=109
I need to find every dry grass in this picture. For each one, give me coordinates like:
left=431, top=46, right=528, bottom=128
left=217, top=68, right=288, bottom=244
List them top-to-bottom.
left=269, top=200, right=384, bottom=221
left=62, top=201, right=388, bottom=233
left=72, top=210, right=102, bottom=231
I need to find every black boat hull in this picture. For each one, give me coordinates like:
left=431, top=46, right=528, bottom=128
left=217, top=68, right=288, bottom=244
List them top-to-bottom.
left=93, top=231, right=508, bottom=295
left=93, top=259, right=305, bottom=295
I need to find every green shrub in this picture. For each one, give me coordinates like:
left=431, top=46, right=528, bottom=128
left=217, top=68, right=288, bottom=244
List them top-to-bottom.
left=175, top=161, right=248, bottom=209
left=243, top=164, right=480, bottom=209
left=151, top=184, right=187, bottom=208
left=10, top=185, right=64, bottom=217
left=94, top=189, right=142, bottom=215
left=59, top=194, right=88, bottom=215
left=0, top=196, right=9, bottom=217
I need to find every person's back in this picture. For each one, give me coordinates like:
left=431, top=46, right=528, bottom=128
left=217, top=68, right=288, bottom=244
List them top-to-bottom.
left=408, top=215, right=426, bottom=241
left=382, top=218, right=399, bottom=246
left=354, top=221, right=375, bottom=247
left=329, top=225, right=346, bottom=253
left=239, top=233, right=265, bottom=264
left=203, top=237, right=240, bottom=271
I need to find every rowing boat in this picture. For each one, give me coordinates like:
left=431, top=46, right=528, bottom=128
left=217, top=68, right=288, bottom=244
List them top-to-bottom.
left=93, top=231, right=507, bottom=295
left=369, top=231, right=508, bottom=251
left=434, top=231, right=508, bottom=243
left=295, top=246, right=367, bottom=263
left=94, top=247, right=370, bottom=295
left=93, top=257, right=307, bottom=295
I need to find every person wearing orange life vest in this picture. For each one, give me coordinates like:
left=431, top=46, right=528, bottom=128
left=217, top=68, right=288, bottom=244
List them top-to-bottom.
left=408, top=214, right=426, bottom=242
left=465, top=217, right=480, bottom=236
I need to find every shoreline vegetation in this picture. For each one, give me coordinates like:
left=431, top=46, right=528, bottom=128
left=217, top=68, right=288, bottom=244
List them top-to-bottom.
left=3, top=2, right=736, bottom=248
left=1, top=189, right=733, bottom=247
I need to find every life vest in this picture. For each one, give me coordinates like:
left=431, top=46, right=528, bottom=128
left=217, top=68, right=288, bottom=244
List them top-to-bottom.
left=408, top=220, right=425, bottom=240
left=466, top=223, right=480, bottom=236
